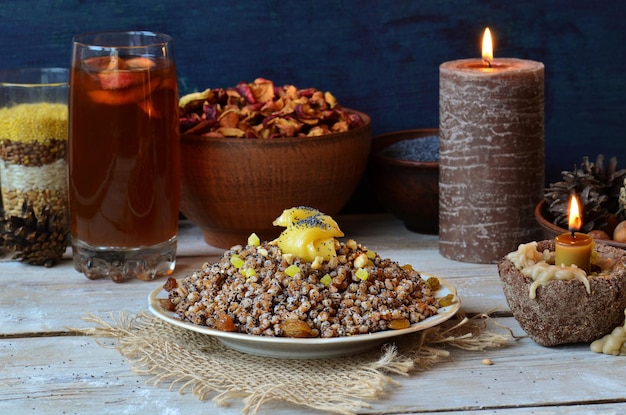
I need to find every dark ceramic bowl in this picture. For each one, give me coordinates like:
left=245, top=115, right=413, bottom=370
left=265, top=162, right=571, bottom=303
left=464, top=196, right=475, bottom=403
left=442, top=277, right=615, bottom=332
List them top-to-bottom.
left=179, top=109, right=371, bottom=249
left=368, top=129, right=439, bottom=234
left=534, top=199, right=626, bottom=249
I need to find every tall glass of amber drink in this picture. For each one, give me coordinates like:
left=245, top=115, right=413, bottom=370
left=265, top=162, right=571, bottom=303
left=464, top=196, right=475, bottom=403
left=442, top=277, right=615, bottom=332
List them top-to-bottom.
left=69, top=31, right=180, bottom=282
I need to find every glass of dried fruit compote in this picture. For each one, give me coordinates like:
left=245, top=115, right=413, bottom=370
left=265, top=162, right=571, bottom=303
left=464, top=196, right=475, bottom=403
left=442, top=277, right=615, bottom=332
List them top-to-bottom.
left=68, top=31, right=180, bottom=282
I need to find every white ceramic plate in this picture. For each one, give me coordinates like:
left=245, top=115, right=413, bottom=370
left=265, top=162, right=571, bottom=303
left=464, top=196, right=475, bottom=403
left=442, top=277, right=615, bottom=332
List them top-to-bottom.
left=148, top=273, right=460, bottom=359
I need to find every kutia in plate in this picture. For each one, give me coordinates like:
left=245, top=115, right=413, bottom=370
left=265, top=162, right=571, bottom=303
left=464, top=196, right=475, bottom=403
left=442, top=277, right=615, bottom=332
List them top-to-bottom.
left=161, top=207, right=457, bottom=339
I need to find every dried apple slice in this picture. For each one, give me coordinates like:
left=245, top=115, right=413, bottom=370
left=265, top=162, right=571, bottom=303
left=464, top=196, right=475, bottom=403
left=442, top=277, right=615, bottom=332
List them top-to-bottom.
left=83, top=55, right=120, bottom=70
left=95, top=56, right=155, bottom=90
left=125, top=57, right=156, bottom=69
left=98, top=70, right=143, bottom=90
left=88, top=76, right=162, bottom=105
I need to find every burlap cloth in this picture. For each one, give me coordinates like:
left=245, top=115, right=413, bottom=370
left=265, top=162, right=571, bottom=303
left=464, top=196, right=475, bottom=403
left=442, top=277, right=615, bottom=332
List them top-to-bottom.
left=76, top=311, right=512, bottom=414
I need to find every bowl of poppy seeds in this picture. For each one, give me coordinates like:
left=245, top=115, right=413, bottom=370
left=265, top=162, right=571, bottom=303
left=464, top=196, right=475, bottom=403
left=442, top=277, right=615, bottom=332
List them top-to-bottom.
left=368, top=129, right=439, bottom=234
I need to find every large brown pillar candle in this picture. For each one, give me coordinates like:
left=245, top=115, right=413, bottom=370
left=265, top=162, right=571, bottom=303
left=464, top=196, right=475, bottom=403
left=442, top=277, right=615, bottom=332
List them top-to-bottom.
left=439, top=30, right=544, bottom=263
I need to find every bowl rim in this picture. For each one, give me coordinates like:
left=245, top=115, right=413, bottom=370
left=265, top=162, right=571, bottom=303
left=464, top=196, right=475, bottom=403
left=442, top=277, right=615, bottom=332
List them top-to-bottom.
left=181, top=107, right=371, bottom=144
left=370, top=128, right=439, bottom=168
left=534, top=199, right=566, bottom=235
left=535, top=199, right=626, bottom=248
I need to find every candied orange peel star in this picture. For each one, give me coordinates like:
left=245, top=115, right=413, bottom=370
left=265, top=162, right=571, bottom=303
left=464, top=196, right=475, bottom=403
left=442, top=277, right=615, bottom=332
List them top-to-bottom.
left=271, top=207, right=344, bottom=263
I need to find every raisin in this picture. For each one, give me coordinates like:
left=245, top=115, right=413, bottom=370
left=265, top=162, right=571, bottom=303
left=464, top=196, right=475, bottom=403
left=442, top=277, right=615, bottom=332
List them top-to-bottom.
left=163, top=277, right=178, bottom=292
left=426, top=277, right=441, bottom=291
left=438, top=294, right=454, bottom=307
left=158, top=298, right=176, bottom=312
left=215, top=313, right=236, bottom=332
left=388, top=318, right=410, bottom=330
left=282, top=319, right=314, bottom=338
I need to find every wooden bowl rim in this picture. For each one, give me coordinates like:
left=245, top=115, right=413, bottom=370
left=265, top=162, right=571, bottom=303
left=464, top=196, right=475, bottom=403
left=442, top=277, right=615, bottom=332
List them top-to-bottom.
left=370, top=128, right=439, bottom=168
left=535, top=199, right=626, bottom=249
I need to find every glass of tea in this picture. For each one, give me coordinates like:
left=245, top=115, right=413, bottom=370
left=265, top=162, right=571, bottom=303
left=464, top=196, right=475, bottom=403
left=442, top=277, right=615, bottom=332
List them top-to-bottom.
left=69, top=31, right=180, bottom=282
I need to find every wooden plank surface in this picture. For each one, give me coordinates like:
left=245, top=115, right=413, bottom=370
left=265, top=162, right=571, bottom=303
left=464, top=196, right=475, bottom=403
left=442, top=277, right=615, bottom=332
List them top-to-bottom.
left=2, top=215, right=626, bottom=414
left=2, top=319, right=626, bottom=414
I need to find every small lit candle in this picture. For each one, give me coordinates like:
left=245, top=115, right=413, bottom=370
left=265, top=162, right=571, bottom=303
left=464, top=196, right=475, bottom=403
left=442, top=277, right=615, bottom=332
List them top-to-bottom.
left=554, top=194, right=593, bottom=272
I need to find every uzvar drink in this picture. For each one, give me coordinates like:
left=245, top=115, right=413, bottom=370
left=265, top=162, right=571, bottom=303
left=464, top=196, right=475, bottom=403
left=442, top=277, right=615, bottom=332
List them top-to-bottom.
left=69, top=32, right=180, bottom=281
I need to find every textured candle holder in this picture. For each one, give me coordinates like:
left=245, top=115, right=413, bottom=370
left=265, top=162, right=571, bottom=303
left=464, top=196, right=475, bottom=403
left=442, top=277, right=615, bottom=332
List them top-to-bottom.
left=439, top=58, right=545, bottom=263
left=498, top=240, right=626, bottom=346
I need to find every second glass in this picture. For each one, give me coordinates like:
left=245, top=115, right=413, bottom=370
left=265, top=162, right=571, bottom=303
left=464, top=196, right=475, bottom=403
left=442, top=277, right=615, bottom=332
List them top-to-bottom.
left=69, top=31, right=180, bottom=282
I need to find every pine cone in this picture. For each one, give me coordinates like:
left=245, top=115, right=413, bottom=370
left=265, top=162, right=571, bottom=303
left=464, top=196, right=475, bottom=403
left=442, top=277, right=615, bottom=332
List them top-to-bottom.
left=544, top=155, right=626, bottom=232
left=619, top=178, right=626, bottom=219
left=0, top=199, right=69, bottom=267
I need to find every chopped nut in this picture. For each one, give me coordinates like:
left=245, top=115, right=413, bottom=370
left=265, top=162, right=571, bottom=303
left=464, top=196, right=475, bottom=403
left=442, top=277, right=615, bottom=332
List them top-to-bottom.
left=282, top=253, right=294, bottom=264
left=353, top=253, right=370, bottom=268
left=311, top=256, right=324, bottom=270
left=482, top=358, right=493, bottom=365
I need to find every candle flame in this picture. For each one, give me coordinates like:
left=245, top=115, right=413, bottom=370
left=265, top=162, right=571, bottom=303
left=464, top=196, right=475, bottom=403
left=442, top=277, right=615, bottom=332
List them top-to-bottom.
left=482, top=27, right=493, bottom=66
left=568, top=194, right=583, bottom=232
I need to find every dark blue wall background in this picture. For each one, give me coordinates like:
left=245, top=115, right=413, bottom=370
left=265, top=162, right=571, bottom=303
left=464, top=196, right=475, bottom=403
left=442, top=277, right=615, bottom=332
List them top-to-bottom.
left=2, top=0, right=625, bottom=207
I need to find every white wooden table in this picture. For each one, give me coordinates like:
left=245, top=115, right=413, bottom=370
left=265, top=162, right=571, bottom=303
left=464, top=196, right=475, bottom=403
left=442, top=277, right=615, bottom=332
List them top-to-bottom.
left=1, top=214, right=624, bottom=414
